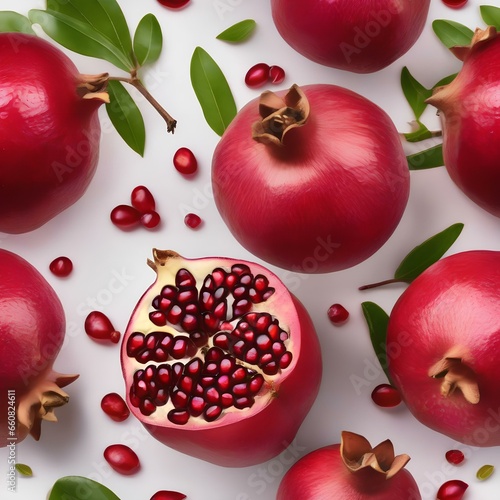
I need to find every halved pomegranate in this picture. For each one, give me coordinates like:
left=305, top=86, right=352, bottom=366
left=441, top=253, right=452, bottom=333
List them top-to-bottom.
left=120, top=249, right=322, bottom=467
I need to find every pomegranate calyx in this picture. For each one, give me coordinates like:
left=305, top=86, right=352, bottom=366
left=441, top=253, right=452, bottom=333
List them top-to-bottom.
left=449, top=26, right=498, bottom=61
left=77, top=73, right=110, bottom=103
left=252, top=84, right=309, bottom=146
left=340, top=431, right=410, bottom=479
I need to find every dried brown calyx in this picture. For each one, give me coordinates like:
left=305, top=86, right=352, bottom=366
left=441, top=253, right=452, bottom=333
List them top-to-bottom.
left=449, top=26, right=498, bottom=62
left=77, top=73, right=110, bottom=102
left=252, top=84, right=310, bottom=146
left=340, top=431, right=411, bottom=479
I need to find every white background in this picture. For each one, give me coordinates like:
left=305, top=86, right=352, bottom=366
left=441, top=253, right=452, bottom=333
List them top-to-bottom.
left=1, top=0, right=500, bottom=499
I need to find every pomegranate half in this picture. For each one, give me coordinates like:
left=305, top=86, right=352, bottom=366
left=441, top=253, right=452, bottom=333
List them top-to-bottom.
left=0, top=33, right=107, bottom=234
left=212, top=84, right=410, bottom=273
left=0, top=248, right=78, bottom=446
left=120, top=249, right=322, bottom=467
left=387, top=250, right=500, bottom=446
left=276, top=431, right=421, bottom=499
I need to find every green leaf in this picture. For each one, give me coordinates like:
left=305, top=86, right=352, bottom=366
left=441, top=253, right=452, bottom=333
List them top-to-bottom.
left=46, top=0, right=133, bottom=64
left=480, top=5, right=500, bottom=30
left=28, top=9, right=132, bottom=71
left=0, top=11, right=36, bottom=34
left=133, top=14, right=163, bottom=66
left=216, top=19, right=256, bottom=42
left=432, top=19, right=474, bottom=48
left=190, top=47, right=237, bottom=136
left=401, top=67, right=432, bottom=120
left=433, top=73, right=457, bottom=89
left=106, top=80, right=146, bottom=156
left=404, top=121, right=433, bottom=143
left=407, top=144, right=444, bottom=170
left=394, top=223, right=464, bottom=283
left=361, top=302, right=392, bottom=383
left=15, top=463, right=33, bottom=477
left=476, top=464, right=495, bottom=481
left=48, top=476, right=120, bottom=500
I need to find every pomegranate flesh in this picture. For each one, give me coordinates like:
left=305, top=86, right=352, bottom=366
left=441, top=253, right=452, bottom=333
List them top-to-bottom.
left=270, top=0, right=431, bottom=73
left=0, top=33, right=107, bottom=234
left=212, top=84, right=410, bottom=273
left=0, top=249, right=78, bottom=446
left=120, top=249, right=322, bottom=467
left=387, top=250, right=500, bottom=446
left=276, top=431, right=421, bottom=499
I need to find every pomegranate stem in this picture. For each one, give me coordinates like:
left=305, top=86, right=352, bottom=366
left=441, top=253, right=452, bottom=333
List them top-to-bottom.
left=358, top=278, right=405, bottom=290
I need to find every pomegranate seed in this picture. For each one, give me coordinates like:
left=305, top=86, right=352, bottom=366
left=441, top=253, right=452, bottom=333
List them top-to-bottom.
left=157, top=0, right=189, bottom=8
left=442, top=0, right=468, bottom=8
left=245, top=63, right=270, bottom=88
left=269, top=65, right=285, bottom=84
left=173, top=147, right=198, bottom=175
left=131, top=185, right=156, bottom=213
left=110, top=204, right=141, bottom=230
left=141, top=211, right=161, bottom=229
left=184, top=212, right=202, bottom=229
left=49, top=256, right=73, bottom=277
left=327, top=303, right=349, bottom=324
left=85, top=311, right=121, bottom=344
left=371, top=383, right=402, bottom=407
left=101, top=393, right=130, bottom=422
left=204, top=404, right=222, bottom=422
left=168, top=409, right=190, bottom=425
left=103, top=444, right=140, bottom=475
left=445, top=449, right=465, bottom=465
left=436, top=479, right=468, bottom=500
left=150, top=491, right=187, bottom=500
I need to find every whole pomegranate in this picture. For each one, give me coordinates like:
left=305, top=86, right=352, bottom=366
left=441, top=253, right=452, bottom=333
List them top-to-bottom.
left=270, top=0, right=430, bottom=73
left=427, top=27, right=500, bottom=218
left=0, top=33, right=107, bottom=234
left=212, top=84, right=409, bottom=273
left=0, top=249, right=78, bottom=446
left=120, top=249, right=322, bottom=467
left=387, top=250, right=500, bottom=446
left=276, top=431, right=421, bottom=499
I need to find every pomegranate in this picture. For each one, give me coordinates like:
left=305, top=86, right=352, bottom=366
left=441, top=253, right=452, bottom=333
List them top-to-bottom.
left=270, top=0, right=430, bottom=73
left=427, top=27, right=500, bottom=218
left=0, top=33, right=107, bottom=234
left=212, top=84, right=409, bottom=273
left=0, top=249, right=78, bottom=446
left=120, top=249, right=322, bottom=467
left=387, top=250, right=500, bottom=446
left=276, top=431, right=421, bottom=499
left=103, top=444, right=141, bottom=475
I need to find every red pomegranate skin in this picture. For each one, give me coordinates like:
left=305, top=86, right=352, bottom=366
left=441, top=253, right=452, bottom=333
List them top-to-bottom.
left=270, top=0, right=431, bottom=73
left=0, top=33, right=103, bottom=234
left=387, top=250, right=500, bottom=446
left=276, top=444, right=421, bottom=499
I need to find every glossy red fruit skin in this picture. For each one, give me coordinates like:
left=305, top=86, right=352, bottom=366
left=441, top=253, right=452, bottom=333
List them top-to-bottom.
left=270, top=0, right=430, bottom=73
left=0, top=33, right=104, bottom=234
left=387, top=250, right=500, bottom=446
left=103, top=444, right=140, bottom=475
left=276, top=444, right=421, bottom=499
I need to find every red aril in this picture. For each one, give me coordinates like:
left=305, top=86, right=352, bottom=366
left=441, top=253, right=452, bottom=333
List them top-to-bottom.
left=157, top=0, right=189, bottom=8
left=442, top=0, right=468, bottom=8
left=0, top=33, right=106, bottom=234
left=245, top=63, right=271, bottom=88
left=269, top=65, right=286, bottom=84
left=173, top=147, right=197, bottom=175
left=131, top=186, right=156, bottom=213
left=110, top=205, right=142, bottom=230
left=141, top=211, right=161, bottom=229
left=184, top=213, right=202, bottom=229
left=0, top=249, right=78, bottom=446
left=120, top=249, right=322, bottom=467
left=49, top=256, right=73, bottom=278
left=327, top=304, right=349, bottom=324
left=85, top=311, right=121, bottom=344
left=371, top=384, right=402, bottom=408
left=101, top=393, right=130, bottom=422
left=277, top=431, right=421, bottom=499
left=103, top=444, right=140, bottom=475
left=445, top=450, right=465, bottom=465
left=436, top=480, right=468, bottom=500
left=150, top=491, right=186, bottom=500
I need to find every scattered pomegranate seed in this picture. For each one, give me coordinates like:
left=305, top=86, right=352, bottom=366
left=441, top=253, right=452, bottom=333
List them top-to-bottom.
left=157, top=0, right=189, bottom=7
left=442, top=0, right=468, bottom=8
left=245, top=63, right=270, bottom=88
left=269, top=65, right=286, bottom=84
left=173, top=147, right=198, bottom=175
left=131, top=185, right=156, bottom=213
left=110, top=204, right=141, bottom=230
left=141, top=211, right=161, bottom=229
left=184, top=213, right=202, bottom=229
left=49, top=256, right=73, bottom=277
left=327, top=303, right=349, bottom=324
left=85, top=311, right=121, bottom=344
left=371, top=383, right=402, bottom=407
left=101, top=393, right=130, bottom=422
left=103, top=444, right=140, bottom=475
left=445, top=449, right=465, bottom=465
left=436, top=479, right=468, bottom=500
left=150, top=491, right=187, bottom=500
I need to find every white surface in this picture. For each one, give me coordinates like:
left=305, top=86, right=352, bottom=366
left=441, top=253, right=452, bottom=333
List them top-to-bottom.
left=1, top=1, right=499, bottom=499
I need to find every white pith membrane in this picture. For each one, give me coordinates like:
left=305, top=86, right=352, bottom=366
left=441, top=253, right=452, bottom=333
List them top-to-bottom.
left=123, top=249, right=301, bottom=428
left=340, top=431, right=411, bottom=479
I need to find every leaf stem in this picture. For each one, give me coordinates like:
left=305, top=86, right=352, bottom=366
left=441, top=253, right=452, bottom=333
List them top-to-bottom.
left=108, top=75, right=177, bottom=133
left=358, top=278, right=405, bottom=291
